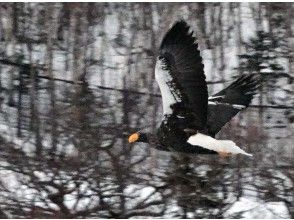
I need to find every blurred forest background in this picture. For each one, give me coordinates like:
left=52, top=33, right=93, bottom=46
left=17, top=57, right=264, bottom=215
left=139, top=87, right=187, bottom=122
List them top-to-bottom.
left=0, top=2, right=293, bottom=218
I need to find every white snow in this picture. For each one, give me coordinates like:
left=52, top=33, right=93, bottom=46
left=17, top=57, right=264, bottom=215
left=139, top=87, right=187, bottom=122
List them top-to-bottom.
left=225, top=197, right=290, bottom=218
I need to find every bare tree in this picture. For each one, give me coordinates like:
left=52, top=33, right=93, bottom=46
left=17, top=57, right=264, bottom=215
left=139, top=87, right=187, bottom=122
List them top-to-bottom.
left=0, top=2, right=292, bottom=218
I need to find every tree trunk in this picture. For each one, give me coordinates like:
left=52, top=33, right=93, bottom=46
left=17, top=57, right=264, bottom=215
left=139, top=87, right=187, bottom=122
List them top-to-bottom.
left=45, top=3, right=59, bottom=156
left=237, top=3, right=244, bottom=75
left=285, top=3, right=293, bottom=85
left=3, top=4, right=17, bottom=107
left=72, top=4, right=83, bottom=86
left=81, top=4, right=90, bottom=83
left=210, top=4, right=218, bottom=94
left=218, top=4, right=225, bottom=83
left=16, top=58, right=23, bottom=138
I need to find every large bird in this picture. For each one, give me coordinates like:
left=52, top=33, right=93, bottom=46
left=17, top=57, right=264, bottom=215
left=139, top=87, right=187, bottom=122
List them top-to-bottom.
left=128, top=20, right=260, bottom=157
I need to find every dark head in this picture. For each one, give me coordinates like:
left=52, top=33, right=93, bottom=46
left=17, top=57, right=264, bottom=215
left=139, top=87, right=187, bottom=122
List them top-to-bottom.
left=128, top=132, right=149, bottom=143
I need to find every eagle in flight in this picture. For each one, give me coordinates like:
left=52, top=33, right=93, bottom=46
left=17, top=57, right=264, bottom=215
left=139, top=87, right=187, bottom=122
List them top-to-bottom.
left=128, top=20, right=260, bottom=157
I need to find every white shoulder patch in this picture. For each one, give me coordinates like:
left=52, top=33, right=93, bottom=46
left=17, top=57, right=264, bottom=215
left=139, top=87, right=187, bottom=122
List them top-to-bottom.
left=155, top=58, right=182, bottom=115
left=187, top=133, right=252, bottom=156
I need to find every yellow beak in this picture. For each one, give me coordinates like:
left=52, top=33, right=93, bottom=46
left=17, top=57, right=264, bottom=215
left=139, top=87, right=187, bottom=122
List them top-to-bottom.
left=128, top=133, right=139, bottom=143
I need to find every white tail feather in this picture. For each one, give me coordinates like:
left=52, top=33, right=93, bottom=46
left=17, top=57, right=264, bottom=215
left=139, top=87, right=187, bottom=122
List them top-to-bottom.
left=187, top=133, right=252, bottom=157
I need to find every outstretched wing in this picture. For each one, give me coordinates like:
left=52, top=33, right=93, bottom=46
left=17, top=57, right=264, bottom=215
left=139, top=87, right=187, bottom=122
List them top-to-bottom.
left=155, top=20, right=208, bottom=130
left=207, top=74, right=260, bottom=136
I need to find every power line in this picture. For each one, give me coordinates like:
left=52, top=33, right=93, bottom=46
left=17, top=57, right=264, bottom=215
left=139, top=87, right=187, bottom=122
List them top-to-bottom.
left=0, top=60, right=293, bottom=110
left=37, top=75, right=293, bottom=110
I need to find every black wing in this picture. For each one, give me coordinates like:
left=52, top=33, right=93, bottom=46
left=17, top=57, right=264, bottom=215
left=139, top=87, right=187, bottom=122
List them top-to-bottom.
left=155, top=20, right=207, bottom=131
left=207, top=74, right=260, bottom=136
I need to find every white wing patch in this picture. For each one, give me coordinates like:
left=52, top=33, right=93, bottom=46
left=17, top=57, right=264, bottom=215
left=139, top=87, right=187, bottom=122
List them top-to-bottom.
left=155, top=58, right=182, bottom=115
left=208, top=95, right=225, bottom=101
left=208, top=101, right=245, bottom=110
left=208, top=101, right=217, bottom=105
left=187, top=133, right=252, bottom=156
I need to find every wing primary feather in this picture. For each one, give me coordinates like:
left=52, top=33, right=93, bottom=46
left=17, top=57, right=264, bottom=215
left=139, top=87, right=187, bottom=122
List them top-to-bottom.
left=207, top=74, right=261, bottom=136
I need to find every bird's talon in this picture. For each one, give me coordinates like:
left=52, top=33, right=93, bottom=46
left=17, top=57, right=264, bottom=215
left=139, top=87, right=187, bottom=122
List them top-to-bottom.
left=218, top=151, right=232, bottom=158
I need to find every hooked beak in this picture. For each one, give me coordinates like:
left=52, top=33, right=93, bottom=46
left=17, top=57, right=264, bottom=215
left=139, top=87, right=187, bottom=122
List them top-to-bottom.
left=128, top=133, right=139, bottom=143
